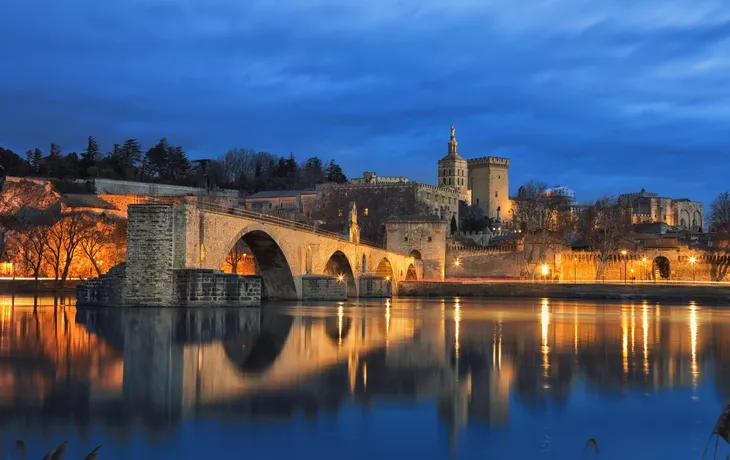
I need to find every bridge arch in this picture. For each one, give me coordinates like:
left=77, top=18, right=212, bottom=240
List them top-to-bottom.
left=223, top=230, right=297, bottom=300
left=323, top=250, right=357, bottom=297
left=375, top=257, right=394, bottom=280
left=406, top=264, right=418, bottom=280
left=223, top=314, right=294, bottom=375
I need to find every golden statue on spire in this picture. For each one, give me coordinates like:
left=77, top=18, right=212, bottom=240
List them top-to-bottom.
left=450, top=124, right=455, bottom=140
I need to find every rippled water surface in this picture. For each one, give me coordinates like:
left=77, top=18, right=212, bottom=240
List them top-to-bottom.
left=0, top=295, right=728, bottom=459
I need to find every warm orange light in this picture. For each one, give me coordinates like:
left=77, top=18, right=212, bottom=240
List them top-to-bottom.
left=621, top=250, right=627, bottom=256
left=642, top=257, right=647, bottom=263
left=689, top=257, right=696, bottom=264
left=454, top=259, right=461, bottom=267
left=541, top=264, right=549, bottom=276
left=337, top=274, right=344, bottom=282
left=385, top=276, right=391, bottom=281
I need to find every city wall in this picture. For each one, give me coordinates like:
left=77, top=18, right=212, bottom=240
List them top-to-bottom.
left=442, top=247, right=730, bottom=283
left=399, top=281, right=730, bottom=303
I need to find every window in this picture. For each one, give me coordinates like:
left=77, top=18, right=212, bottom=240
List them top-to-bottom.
left=495, top=191, right=499, bottom=198
left=476, top=198, right=480, bottom=204
left=364, top=208, right=369, bottom=216
left=338, top=209, right=343, bottom=217
left=404, top=236, right=409, bottom=242
left=428, top=236, right=433, bottom=242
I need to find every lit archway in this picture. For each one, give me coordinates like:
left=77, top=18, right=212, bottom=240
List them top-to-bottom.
left=221, top=230, right=297, bottom=300
left=223, top=239, right=256, bottom=275
left=409, top=250, right=422, bottom=260
left=324, top=251, right=357, bottom=298
left=653, top=256, right=670, bottom=280
left=375, top=257, right=394, bottom=280
left=406, top=264, right=418, bottom=280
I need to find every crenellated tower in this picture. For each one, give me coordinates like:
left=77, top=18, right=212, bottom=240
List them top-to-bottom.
left=467, top=156, right=510, bottom=221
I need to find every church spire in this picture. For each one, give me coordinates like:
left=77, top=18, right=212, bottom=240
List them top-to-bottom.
left=447, top=124, right=459, bottom=157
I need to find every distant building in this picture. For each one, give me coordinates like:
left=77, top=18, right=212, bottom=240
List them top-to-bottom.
left=437, top=124, right=510, bottom=221
left=351, top=172, right=409, bottom=185
left=543, top=186, right=576, bottom=202
left=619, top=189, right=704, bottom=232
left=244, top=190, right=320, bottom=220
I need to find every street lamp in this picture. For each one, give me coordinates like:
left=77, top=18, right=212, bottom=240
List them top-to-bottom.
left=621, top=250, right=628, bottom=285
left=689, top=256, right=696, bottom=282
left=573, top=257, right=578, bottom=284
left=642, top=257, right=648, bottom=282
left=454, top=258, right=461, bottom=267
left=541, top=263, right=549, bottom=282
left=630, top=268, right=635, bottom=284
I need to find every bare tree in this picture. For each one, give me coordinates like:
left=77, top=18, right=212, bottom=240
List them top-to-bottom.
left=511, top=181, right=571, bottom=277
left=708, top=191, right=730, bottom=281
left=582, top=197, right=633, bottom=280
left=43, top=212, right=90, bottom=288
left=79, top=215, right=121, bottom=277
left=8, top=224, right=47, bottom=280
left=225, top=239, right=250, bottom=274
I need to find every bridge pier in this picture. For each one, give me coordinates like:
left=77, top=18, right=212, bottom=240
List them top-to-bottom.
left=77, top=204, right=262, bottom=307
left=358, top=275, right=392, bottom=298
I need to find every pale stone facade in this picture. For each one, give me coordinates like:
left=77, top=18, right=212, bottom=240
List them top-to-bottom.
left=467, top=156, right=510, bottom=220
left=619, top=189, right=704, bottom=232
left=385, top=217, right=448, bottom=280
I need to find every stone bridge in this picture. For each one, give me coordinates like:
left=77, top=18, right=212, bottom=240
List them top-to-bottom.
left=123, top=202, right=421, bottom=304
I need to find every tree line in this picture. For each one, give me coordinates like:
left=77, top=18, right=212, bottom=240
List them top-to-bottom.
left=0, top=139, right=349, bottom=194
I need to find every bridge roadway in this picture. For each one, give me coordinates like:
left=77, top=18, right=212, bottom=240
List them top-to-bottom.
left=176, top=201, right=422, bottom=298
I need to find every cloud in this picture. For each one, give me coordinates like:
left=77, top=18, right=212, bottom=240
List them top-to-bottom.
left=1, top=0, right=729, bottom=206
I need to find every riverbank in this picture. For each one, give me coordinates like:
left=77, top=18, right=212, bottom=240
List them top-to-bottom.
left=0, top=279, right=80, bottom=294
left=398, top=281, right=730, bottom=303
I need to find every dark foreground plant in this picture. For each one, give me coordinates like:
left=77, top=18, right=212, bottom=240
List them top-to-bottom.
left=8, top=440, right=101, bottom=459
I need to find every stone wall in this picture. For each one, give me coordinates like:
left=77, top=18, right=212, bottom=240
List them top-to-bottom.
left=80, top=178, right=239, bottom=198
left=446, top=251, right=522, bottom=278
left=173, top=270, right=261, bottom=307
left=298, top=275, right=346, bottom=300
left=398, top=280, right=730, bottom=303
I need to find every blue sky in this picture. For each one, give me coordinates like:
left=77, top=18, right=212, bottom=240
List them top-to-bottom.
left=1, top=0, right=729, bottom=205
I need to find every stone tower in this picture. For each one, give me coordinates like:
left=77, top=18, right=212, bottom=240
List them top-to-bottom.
left=437, top=124, right=470, bottom=203
left=467, top=156, right=510, bottom=221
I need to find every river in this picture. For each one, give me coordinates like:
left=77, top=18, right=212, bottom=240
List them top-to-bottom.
left=0, top=295, right=726, bottom=459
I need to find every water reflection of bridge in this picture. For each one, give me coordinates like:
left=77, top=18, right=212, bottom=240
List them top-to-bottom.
left=0, top=297, right=729, bottom=443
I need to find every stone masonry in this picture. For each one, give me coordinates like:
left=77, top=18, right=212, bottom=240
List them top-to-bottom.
left=77, top=204, right=262, bottom=307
